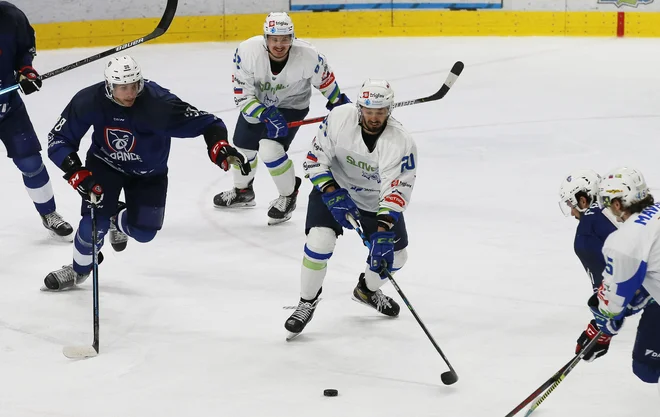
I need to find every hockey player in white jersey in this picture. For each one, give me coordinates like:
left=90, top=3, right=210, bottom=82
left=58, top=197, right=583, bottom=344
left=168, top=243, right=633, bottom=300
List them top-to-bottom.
left=213, top=12, right=351, bottom=225
left=284, top=79, right=417, bottom=340
left=586, top=167, right=660, bottom=387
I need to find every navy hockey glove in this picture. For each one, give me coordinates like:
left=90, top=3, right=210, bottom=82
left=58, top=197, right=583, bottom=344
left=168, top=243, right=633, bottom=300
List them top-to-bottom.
left=17, top=66, right=42, bottom=95
left=326, top=93, right=351, bottom=111
left=259, top=107, right=289, bottom=139
left=209, top=140, right=251, bottom=175
left=65, top=168, right=104, bottom=204
left=321, top=188, right=360, bottom=229
left=369, top=231, right=395, bottom=274
left=625, top=287, right=654, bottom=317
left=576, top=319, right=612, bottom=362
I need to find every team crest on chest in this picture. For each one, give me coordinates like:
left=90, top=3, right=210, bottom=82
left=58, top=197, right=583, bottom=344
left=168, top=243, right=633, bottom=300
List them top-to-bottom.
left=104, top=127, right=142, bottom=162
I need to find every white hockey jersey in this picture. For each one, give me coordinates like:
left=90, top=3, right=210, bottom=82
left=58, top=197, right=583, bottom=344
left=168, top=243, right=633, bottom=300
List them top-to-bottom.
left=232, top=36, right=341, bottom=120
left=304, top=104, right=417, bottom=217
left=598, top=202, right=660, bottom=317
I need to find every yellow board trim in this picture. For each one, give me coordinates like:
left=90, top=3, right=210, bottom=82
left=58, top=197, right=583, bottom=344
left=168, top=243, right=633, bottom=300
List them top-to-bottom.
left=31, top=11, right=660, bottom=50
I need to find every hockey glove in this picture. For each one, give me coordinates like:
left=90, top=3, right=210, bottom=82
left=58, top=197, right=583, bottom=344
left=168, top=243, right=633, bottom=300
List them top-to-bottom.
left=17, top=66, right=42, bottom=95
left=326, top=93, right=351, bottom=111
left=259, top=107, right=289, bottom=139
left=209, top=140, right=251, bottom=175
left=65, top=168, right=104, bottom=204
left=321, top=188, right=360, bottom=229
left=369, top=231, right=395, bottom=274
left=625, top=287, right=654, bottom=317
left=588, top=292, right=624, bottom=336
left=576, top=319, right=612, bottom=362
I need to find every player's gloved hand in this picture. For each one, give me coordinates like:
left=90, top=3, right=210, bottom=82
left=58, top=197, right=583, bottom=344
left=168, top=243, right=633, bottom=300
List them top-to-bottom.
left=17, top=66, right=42, bottom=95
left=326, top=93, right=351, bottom=111
left=259, top=107, right=289, bottom=139
left=209, top=140, right=251, bottom=175
left=64, top=168, right=104, bottom=204
left=321, top=188, right=360, bottom=229
left=369, top=231, right=395, bottom=274
left=625, top=287, right=654, bottom=317
left=588, top=292, right=625, bottom=336
left=576, top=319, right=612, bottom=362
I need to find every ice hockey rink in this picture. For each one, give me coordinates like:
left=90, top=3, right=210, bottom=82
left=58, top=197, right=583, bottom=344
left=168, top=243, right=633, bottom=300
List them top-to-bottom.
left=1, top=36, right=659, bottom=416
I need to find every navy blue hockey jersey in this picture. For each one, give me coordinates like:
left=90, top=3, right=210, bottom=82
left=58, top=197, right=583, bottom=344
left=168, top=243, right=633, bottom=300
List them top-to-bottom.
left=0, top=1, right=36, bottom=118
left=48, top=81, right=225, bottom=176
left=574, top=203, right=618, bottom=290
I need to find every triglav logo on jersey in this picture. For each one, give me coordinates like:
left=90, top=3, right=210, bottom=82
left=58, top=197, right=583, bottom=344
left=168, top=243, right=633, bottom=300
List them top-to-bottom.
left=598, top=0, right=654, bottom=7
left=104, top=127, right=142, bottom=162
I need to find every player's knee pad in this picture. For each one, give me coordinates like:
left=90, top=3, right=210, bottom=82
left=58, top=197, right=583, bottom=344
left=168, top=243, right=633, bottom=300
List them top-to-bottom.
left=258, top=138, right=286, bottom=162
left=12, top=154, right=44, bottom=177
left=127, top=226, right=158, bottom=243
left=304, top=227, right=337, bottom=269
left=392, top=248, right=408, bottom=272
left=632, top=359, right=660, bottom=384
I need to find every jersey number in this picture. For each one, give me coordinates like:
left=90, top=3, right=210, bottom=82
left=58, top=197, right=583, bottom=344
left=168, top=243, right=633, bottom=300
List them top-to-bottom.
left=53, top=116, right=67, bottom=132
left=401, top=154, right=415, bottom=173
left=605, top=257, right=614, bottom=275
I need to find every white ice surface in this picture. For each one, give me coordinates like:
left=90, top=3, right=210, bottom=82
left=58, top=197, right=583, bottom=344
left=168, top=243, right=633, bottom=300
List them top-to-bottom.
left=1, top=37, right=659, bottom=416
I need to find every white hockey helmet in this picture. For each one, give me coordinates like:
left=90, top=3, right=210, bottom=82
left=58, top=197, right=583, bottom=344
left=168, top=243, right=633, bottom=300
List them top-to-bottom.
left=263, top=12, right=294, bottom=38
left=104, top=55, right=144, bottom=102
left=356, top=79, right=395, bottom=114
left=598, top=167, right=650, bottom=208
left=558, top=169, right=601, bottom=216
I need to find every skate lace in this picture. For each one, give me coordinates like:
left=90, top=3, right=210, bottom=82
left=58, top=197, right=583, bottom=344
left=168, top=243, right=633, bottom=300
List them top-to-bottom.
left=222, top=188, right=238, bottom=203
left=268, top=195, right=291, bottom=212
left=44, top=212, right=67, bottom=228
left=53, top=265, right=77, bottom=284
left=372, top=290, right=392, bottom=311
left=291, top=300, right=315, bottom=322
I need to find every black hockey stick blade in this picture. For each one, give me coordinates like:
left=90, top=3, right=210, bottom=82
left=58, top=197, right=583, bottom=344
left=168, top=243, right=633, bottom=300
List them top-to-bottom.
left=0, top=0, right=178, bottom=96
left=393, top=61, right=464, bottom=108
left=63, top=345, right=98, bottom=359
left=441, top=370, right=459, bottom=385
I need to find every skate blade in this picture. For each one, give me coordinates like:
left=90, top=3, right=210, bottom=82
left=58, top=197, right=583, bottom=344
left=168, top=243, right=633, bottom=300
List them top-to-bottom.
left=213, top=201, right=256, bottom=209
left=268, top=215, right=293, bottom=226
left=111, top=241, right=128, bottom=252
left=40, top=285, right=82, bottom=292
left=286, top=331, right=302, bottom=342
left=63, top=345, right=98, bottom=359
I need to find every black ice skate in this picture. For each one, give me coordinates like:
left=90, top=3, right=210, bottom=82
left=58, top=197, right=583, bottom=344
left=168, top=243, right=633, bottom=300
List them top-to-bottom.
left=267, top=177, right=302, bottom=226
left=213, top=179, right=256, bottom=208
left=109, top=202, right=128, bottom=252
left=41, top=211, right=74, bottom=242
left=42, top=252, right=103, bottom=292
left=352, top=273, right=400, bottom=317
left=285, top=289, right=321, bottom=341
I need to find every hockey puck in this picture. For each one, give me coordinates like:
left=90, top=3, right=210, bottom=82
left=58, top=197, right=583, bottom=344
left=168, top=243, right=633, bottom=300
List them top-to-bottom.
left=323, top=389, right=338, bottom=397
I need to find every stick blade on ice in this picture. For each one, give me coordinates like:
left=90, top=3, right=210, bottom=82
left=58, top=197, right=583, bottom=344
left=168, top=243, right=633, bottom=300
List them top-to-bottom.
left=63, top=345, right=98, bottom=359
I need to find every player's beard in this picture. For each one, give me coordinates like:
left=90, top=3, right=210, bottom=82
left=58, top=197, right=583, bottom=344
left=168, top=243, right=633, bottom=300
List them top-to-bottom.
left=362, top=120, right=384, bottom=134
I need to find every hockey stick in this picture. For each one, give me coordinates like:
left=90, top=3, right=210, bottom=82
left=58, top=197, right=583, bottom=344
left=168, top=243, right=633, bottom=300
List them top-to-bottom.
left=0, top=0, right=178, bottom=97
left=287, top=61, right=464, bottom=128
left=63, top=203, right=101, bottom=359
left=347, top=216, right=459, bottom=385
left=503, top=330, right=604, bottom=417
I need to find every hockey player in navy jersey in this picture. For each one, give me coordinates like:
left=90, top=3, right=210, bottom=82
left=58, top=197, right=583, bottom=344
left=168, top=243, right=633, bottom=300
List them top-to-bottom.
left=0, top=2, right=73, bottom=240
left=42, top=55, right=250, bottom=291
left=560, top=168, right=660, bottom=385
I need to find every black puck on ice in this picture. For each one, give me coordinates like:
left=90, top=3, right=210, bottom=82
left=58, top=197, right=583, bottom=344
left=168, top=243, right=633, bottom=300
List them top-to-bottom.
left=323, top=389, right=338, bottom=397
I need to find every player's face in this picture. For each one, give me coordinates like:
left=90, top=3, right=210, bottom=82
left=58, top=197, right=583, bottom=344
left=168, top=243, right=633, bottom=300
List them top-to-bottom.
left=267, top=35, right=293, bottom=61
left=113, top=82, right=140, bottom=107
left=360, top=107, right=389, bottom=134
